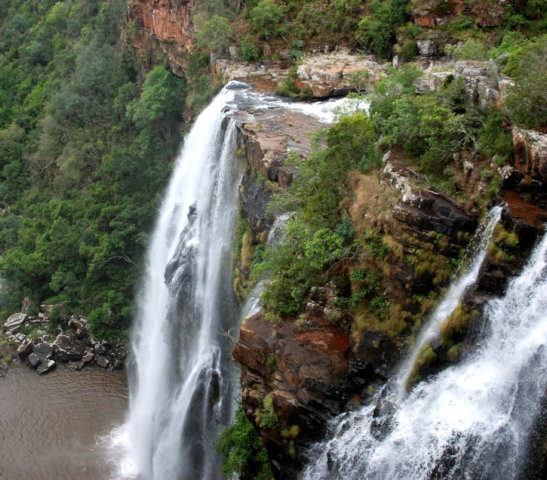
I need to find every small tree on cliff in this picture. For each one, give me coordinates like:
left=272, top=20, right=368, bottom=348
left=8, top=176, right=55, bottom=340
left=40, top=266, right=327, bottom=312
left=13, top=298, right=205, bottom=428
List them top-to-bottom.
left=196, top=15, right=233, bottom=55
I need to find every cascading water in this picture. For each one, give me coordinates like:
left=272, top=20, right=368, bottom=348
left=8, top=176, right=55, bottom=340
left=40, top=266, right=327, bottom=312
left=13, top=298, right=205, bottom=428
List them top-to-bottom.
left=114, top=84, right=349, bottom=479
left=121, top=84, right=244, bottom=480
left=398, top=206, right=502, bottom=390
left=305, top=227, right=547, bottom=480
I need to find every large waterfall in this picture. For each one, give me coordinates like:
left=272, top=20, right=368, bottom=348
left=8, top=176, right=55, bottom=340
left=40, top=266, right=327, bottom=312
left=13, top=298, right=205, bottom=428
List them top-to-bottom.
left=114, top=84, right=347, bottom=479
left=121, top=85, right=243, bottom=480
left=305, top=228, right=547, bottom=480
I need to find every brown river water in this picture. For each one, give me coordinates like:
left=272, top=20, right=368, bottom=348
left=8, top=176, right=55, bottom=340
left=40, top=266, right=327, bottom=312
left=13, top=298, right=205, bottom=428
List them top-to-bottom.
left=0, top=365, right=128, bottom=480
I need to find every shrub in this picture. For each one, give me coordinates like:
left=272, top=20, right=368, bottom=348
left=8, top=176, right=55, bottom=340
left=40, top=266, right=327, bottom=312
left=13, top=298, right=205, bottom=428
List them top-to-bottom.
left=251, top=0, right=283, bottom=39
left=195, top=15, right=232, bottom=54
left=504, top=34, right=547, bottom=129
left=455, top=38, right=488, bottom=60
left=401, top=40, right=418, bottom=61
left=217, top=404, right=272, bottom=480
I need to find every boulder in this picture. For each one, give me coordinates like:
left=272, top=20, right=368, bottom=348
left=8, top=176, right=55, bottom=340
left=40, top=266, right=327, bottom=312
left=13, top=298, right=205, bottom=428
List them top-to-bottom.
left=392, top=190, right=476, bottom=240
left=3, top=313, right=27, bottom=332
left=53, top=331, right=86, bottom=362
left=16, top=340, right=33, bottom=358
left=82, top=352, right=94, bottom=364
left=28, top=353, right=41, bottom=369
left=96, top=355, right=110, bottom=369
left=37, top=359, right=56, bottom=375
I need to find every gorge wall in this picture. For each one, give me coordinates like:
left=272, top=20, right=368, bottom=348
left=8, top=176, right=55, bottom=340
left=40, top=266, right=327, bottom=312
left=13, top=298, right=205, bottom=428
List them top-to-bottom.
left=127, top=0, right=196, bottom=75
left=126, top=1, right=547, bottom=478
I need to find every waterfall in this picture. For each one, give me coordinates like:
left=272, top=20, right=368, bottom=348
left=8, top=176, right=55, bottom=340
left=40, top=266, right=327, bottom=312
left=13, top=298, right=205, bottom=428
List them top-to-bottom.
left=112, top=83, right=350, bottom=479
left=122, top=84, right=243, bottom=480
left=398, top=206, right=502, bottom=390
left=305, top=228, right=547, bottom=480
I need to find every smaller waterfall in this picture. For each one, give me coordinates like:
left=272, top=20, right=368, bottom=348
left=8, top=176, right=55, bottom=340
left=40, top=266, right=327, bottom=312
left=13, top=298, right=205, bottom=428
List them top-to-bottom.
left=398, top=206, right=502, bottom=390
left=305, top=224, right=547, bottom=479
left=305, top=231, right=547, bottom=480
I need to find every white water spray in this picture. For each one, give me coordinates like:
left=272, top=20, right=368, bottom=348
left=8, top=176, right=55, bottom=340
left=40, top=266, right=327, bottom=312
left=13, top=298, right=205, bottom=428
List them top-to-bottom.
left=113, top=84, right=348, bottom=479
left=119, top=85, right=243, bottom=480
left=305, top=225, right=547, bottom=479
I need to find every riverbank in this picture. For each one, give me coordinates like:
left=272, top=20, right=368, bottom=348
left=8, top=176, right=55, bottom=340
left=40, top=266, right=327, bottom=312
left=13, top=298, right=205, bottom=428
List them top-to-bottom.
left=1, top=304, right=127, bottom=376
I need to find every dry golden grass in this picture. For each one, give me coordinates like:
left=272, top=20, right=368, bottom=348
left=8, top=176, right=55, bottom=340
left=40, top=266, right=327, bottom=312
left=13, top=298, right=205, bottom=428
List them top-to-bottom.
left=348, top=170, right=400, bottom=236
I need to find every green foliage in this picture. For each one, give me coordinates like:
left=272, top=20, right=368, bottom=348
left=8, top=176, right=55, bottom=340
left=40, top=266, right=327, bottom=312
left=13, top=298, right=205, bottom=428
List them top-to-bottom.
left=0, top=0, right=186, bottom=338
left=251, top=0, right=283, bottom=39
left=357, top=0, right=408, bottom=59
left=195, top=15, right=233, bottom=54
left=504, top=34, right=547, bottom=128
left=238, top=37, right=261, bottom=62
left=454, top=38, right=488, bottom=60
left=255, top=112, right=377, bottom=315
left=260, top=393, right=279, bottom=429
left=217, top=404, right=273, bottom=480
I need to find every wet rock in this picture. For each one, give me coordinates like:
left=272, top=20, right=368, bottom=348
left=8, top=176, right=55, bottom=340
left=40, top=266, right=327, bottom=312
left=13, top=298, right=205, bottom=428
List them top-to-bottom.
left=3, top=313, right=27, bottom=332
left=53, top=331, right=86, bottom=362
left=353, top=331, right=400, bottom=380
left=16, top=340, right=34, bottom=358
left=33, top=343, right=53, bottom=360
left=82, top=352, right=94, bottom=364
left=28, top=353, right=41, bottom=369
left=96, top=355, right=110, bottom=369
left=37, top=359, right=56, bottom=375
left=70, top=361, right=85, bottom=371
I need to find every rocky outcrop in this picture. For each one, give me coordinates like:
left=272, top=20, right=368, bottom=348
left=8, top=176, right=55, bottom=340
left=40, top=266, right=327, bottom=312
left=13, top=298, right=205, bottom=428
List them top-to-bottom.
left=127, top=0, right=195, bottom=75
left=412, top=0, right=511, bottom=27
left=216, top=50, right=387, bottom=98
left=416, top=60, right=501, bottom=110
left=233, top=298, right=399, bottom=478
left=2, top=305, right=126, bottom=374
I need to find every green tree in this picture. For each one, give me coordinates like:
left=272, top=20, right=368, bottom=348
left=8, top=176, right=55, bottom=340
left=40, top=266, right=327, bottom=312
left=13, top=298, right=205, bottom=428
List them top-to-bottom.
left=251, top=0, right=283, bottom=39
left=196, top=15, right=232, bottom=54
left=504, top=34, right=547, bottom=129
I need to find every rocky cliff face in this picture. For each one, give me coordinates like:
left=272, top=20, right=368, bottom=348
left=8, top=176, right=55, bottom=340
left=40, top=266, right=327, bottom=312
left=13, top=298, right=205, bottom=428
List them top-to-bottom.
left=127, top=0, right=195, bottom=75
left=412, top=0, right=512, bottom=27
left=229, top=65, right=546, bottom=478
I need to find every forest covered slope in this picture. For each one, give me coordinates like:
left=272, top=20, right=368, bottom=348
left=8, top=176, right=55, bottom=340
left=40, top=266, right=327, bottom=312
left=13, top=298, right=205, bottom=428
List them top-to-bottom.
left=0, top=1, right=546, bottom=477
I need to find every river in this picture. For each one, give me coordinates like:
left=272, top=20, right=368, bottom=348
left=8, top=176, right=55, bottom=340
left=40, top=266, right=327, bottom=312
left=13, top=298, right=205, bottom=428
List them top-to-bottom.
left=0, top=365, right=127, bottom=480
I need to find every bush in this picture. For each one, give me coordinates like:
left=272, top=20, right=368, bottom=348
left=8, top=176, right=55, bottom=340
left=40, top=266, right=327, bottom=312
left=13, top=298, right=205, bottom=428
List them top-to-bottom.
left=251, top=0, right=283, bottom=39
left=195, top=15, right=232, bottom=54
left=504, top=34, right=547, bottom=129
left=238, top=37, right=260, bottom=62
left=455, top=38, right=488, bottom=60
left=401, top=40, right=418, bottom=61
left=217, top=404, right=272, bottom=480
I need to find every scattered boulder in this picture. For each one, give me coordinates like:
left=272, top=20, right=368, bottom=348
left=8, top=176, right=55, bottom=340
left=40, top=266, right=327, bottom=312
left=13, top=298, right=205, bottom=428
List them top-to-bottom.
left=3, top=313, right=27, bottom=332
left=53, top=331, right=86, bottom=362
left=16, top=340, right=33, bottom=358
left=96, top=355, right=110, bottom=369
left=37, top=359, right=56, bottom=375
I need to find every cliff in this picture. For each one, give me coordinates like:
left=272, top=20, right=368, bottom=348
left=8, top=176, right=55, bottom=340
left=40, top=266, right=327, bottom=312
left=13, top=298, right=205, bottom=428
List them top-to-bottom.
left=127, top=0, right=195, bottom=75
left=228, top=65, right=546, bottom=478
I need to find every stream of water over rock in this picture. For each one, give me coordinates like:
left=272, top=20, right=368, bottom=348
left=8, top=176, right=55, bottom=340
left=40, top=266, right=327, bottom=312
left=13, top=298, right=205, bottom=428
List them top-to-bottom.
left=116, top=83, right=347, bottom=480
left=304, top=228, right=547, bottom=480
